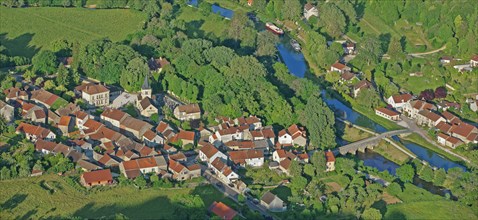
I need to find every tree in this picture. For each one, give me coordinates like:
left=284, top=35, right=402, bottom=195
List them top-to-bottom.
left=281, top=0, right=301, bottom=21
left=318, top=3, right=347, bottom=38
left=255, top=31, right=279, bottom=57
left=357, top=35, right=383, bottom=66
left=387, top=36, right=405, bottom=61
left=32, top=50, right=57, bottom=74
left=120, top=58, right=149, bottom=92
left=56, top=64, right=71, bottom=87
left=43, top=80, right=56, bottom=90
left=434, top=87, right=447, bottom=99
left=356, top=89, right=381, bottom=109
left=419, top=89, right=435, bottom=101
left=301, top=95, right=336, bottom=149
left=0, top=117, right=7, bottom=134
left=310, top=150, right=327, bottom=174
left=396, top=164, right=415, bottom=183
left=420, top=166, right=434, bottom=182
left=433, top=168, right=446, bottom=186
left=134, top=175, right=147, bottom=189
left=387, top=182, right=402, bottom=196
left=361, top=208, right=382, bottom=220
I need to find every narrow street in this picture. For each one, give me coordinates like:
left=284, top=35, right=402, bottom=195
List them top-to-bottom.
left=399, top=115, right=471, bottom=163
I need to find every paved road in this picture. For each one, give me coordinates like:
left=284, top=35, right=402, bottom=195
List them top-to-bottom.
left=399, top=115, right=471, bottom=163
left=338, top=129, right=411, bottom=155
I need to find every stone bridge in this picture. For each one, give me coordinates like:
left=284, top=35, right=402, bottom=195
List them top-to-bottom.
left=337, top=129, right=412, bottom=155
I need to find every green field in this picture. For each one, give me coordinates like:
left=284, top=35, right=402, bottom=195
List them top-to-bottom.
left=177, top=6, right=229, bottom=39
left=0, top=7, right=146, bottom=58
left=0, top=174, right=231, bottom=219
left=385, top=200, right=477, bottom=219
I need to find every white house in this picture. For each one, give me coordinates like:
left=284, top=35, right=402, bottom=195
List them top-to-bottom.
left=303, top=3, right=319, bottom=20
left=470, top=55, right=478, bottom=67
left=330, top=62, right=351, bottom=74
left=75, top=83, right=110, bottom=107
left=387, top=94, right=413, bottom=110
left=100, top=108, right=128, bottom=130
left=16, top=122, right=56, bottom=142
left=278, top=124, right=307, bottom=147
left=214, top=127, right=243, bottom=143
left=143, top=130, right=164, bottom=147
left=198, top=143, right=227, bottom=165
left=229, top=150, right=264, bottom=168
left=211, top=157, right=239, bottom=184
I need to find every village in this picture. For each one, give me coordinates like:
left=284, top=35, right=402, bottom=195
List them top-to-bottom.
left=0, top=54, right=342, bottom=219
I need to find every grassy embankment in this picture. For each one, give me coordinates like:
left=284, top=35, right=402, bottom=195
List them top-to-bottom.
left=0, top=7, right=146, bottom=58
left=401, top=133, right=464, bottom=164
left=0, top=174, right=233, bottom=219
left=384, top=183, right=477, bottom=219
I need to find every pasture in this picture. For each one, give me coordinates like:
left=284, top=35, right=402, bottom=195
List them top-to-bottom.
left=0, top=7, right=146, bottom=58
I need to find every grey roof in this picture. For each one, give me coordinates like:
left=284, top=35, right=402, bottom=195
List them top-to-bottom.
left=142, top=76, right=151, bottom=90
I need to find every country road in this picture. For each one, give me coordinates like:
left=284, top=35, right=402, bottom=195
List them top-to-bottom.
left=408, top=45, right=446, bottom=57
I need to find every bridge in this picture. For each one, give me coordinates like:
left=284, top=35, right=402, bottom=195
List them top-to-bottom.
left=334, top=118, right=413, bottom=156
left=337, top=129, right=413, bottom=155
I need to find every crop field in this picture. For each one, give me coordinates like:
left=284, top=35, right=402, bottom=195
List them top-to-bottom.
left=0, top=7, right=146, bottom=58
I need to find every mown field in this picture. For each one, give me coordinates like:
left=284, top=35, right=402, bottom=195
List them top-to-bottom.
left=0, top=7, right=146, bottom=58
left=0, top=174, right=231, bottom=219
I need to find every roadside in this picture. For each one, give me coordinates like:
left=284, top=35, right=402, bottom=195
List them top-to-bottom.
left=399, top=115, right=471, bottom=164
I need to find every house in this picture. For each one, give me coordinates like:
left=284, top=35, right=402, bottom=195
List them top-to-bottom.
left=247, top=0, right=253, bottom=6
left=303, top=3, right=318, bottom=20
left=344, top=42, right=355, bottom=55
left=470, top=55, right=478, bottom=67
left=440, top=56, right=453, bottom=64
left=148, top=57, right=170, bottom=73
left=330, top=62, right=351, bottom=74
left=453, top=64, right=472, bottom=72
left=340, top=72, right=357, bottom=83
left=353, top=80, right=373, bottom=98
left=75, top=83, right=110, bottom=107
left=4, top=87, right=29, bottom=102
left=30, top=89, right=59, bottom=109
left=387, top=94, right=413, bottom=110
left=137, top=97, right=158, bottom=117
left=0, top=100, right=14, bottom=122
left=403, top=100, right=436, bottom=119
left=470, top=100, right=478, bottom=112
left=55, top=103, right=80, bottom=116
left=174, top=104, right=201, bottom=121
left=375, top=107, right=400, bottom=121
left=101, top=108, right=128, bottom=130
left=32, top=109, right=47, bottom=124
left=48, top=110, right=60, bottom=126
left=416, top=110, right=445, bottom=127
left=75, top=111, right=90, bottom=129
left=441, top=111, right=462, bottom=125
left=58, top=116, right=74, bottom=136
left=120, top=116, right=154, bottom=139
left=156, top=121, right=177, bottom=140
left=16, top=122, right=56, bottom=142
left=449, top=122, right=478, bottom=144
left=278, top=124, right=307, bottom=147
left=212, top=127, right=242, bottom=143
left=262, top=127, right=276, bottom=146
left=143, top=130, right=163, bottom=147
left=170, top=130, right=195, bottom=147
left=437, top=133, right=463, bottom=149
left=35, top=139, right=58, bottom=154
left=69, top=139, right=92, bottom=152
left=198, top=143, right=228, bottom=164
left=138, top=146, right=157, bottom=157
left=229, top=149, right=264, bottom=168
left=272, top=149, right=296, bottom=162
left=325, top=151, right=336, bottom=172
left=169, top=152, right=187, bottom=162
left=296, top=152, right=309, bottom=163
left=97, top=154, right=121, bottom=167
left=119, top=156, right=167, bottom=179
left=210, top=157, right=239, bottom=184
left=278, top=158, right=292, bottom=175
left=77, top=159, right=101, bottom=172
left=168, top=160, right=200, bottom=181
left=80, top=169, right=113, bottom=188
left=261, top=192, right=287, bottom=212
left=208, top=201, right=238, bottom=220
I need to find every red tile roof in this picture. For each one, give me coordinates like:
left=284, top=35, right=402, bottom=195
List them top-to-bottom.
left=332, top=62, right=348, bottom=70
left=76, top=83, right=109, bottom=95
left=391, top=94, right=413, bottom=104
left=177, top=103, right=200, bottom=114
left=376, top=107, right=399, bottom=117
left=101, top=108, right=127, bottom=122
left=58, top=116, right=72, bottom=127
left=16, top=122, right=52, bottom=139
left=143, top=130, right=157, bottom=140
left=175, top=130, right=195, bottom=141
left=35, top=139, right=57, bottom=152
left=199, top=143, right=219, bottom=158
left=229, top=150, right=263, bottom=164
left=325, top=151, right=335, bottom=162
left=168, top=159, right=186, bottom=173
left=82, top=169, right=112, bottom=184
left=208, top=201, right=237, bottom=220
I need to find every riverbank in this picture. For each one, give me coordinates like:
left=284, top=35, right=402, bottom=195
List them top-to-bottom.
left=326, top=89, right=404, bottom=131
left=401, top=133, right=463, bottom=164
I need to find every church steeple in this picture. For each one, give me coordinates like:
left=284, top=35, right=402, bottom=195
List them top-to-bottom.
left=141, top=75, right=152, bottom=99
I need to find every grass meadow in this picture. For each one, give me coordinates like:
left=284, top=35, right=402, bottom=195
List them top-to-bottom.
left=0, top=7, right=146, bottom=58
left=0, top=174, right=230, bottom=219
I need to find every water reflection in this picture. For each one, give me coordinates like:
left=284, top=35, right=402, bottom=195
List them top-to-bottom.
left=276, top=42, right=306, bottom=78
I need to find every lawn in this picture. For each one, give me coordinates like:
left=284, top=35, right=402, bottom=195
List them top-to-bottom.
left=177, top=6, right=229, bottom=40
left=0, top=7, right=146, bottom=58
left=339, top=122, right=373, bottom=142
left=373, top=139, right=412, bottom=165
left=0, top=174, right=230, bottom=219
left=383, top=183, right=477, bottom=219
